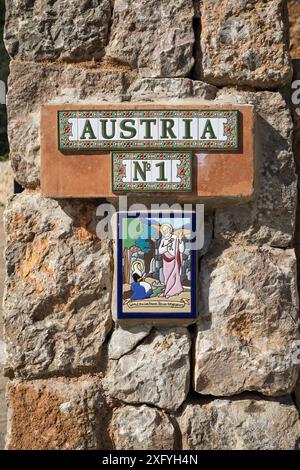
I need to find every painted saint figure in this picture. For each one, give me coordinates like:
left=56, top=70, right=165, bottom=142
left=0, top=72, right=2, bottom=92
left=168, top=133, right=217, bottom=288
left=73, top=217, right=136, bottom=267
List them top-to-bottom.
left=158, top=223, right=184, bottom=298
left=130, top=260, right=153, bottom=301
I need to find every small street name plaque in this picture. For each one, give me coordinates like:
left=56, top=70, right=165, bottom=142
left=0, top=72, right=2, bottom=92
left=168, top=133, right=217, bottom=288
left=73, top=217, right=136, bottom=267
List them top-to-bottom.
left=58, top=109, right=239, bottom=151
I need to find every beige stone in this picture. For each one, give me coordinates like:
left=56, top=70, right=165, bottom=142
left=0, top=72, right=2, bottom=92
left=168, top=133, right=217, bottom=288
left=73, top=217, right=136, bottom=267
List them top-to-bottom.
left=105, top=0, right=195, bottom=78
left=289, top=0, right=300, bottom=59
left=128, top=78, right=218, bottom=102
left=215, top=89, right=297, bottom=248
left=0, top=161, right=13, bottom=206
left=4, top=191, right=113, bottom=378
left=194, top=244, right=299, bottom=397
left=108, top=325, right=152, bottom=360
left=104, top=328, right=191, bottom=411
left=6, top=377, right=111, bottom=450
left=178, top=396, right=300, bottom=450
left=110, top=405, right=175, bottom=450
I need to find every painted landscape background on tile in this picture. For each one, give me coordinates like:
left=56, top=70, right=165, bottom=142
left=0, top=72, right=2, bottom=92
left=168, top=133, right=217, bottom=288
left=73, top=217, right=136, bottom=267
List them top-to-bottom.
left=121, top=215, right=193, bottom=314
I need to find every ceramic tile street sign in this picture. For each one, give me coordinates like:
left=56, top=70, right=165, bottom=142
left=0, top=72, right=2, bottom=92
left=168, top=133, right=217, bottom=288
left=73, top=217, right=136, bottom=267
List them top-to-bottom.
left=41, top=104, right=255, bottom=199
left=58, top=109, right=239, bottom=151
left=112, top=152, right=192, bottom=192
left=117, top=211, right=197, bottom=320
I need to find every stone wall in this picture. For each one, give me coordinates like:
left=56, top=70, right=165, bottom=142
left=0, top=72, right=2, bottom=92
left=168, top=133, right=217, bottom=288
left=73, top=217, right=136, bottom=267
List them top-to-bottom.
left=2, top=0, right=300, bottom=450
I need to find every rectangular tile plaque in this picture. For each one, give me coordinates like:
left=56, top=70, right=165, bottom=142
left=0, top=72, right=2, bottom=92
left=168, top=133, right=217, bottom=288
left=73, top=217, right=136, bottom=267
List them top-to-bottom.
left=41, top=104, right=255, bottom=199
left=58, top=109, right=239, bottom=151
left=111, top=152, right=192, bottom=192
left=117, top=211, right=197, bottom=320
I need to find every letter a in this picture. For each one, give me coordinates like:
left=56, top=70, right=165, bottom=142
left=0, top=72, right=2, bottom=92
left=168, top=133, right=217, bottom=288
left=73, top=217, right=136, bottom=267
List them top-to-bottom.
left=80, top=119, right=96, bottom=140
left=201, top=119, right=217, bottom=140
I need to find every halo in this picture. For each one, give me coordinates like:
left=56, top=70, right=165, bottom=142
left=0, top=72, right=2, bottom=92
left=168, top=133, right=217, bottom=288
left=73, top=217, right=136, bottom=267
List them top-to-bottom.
left=131, top=259, right=145, bottom=274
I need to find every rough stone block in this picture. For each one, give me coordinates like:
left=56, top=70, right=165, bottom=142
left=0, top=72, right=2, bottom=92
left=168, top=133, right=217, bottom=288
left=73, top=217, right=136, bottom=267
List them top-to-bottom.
left=4, top=0, right=111, bottom=62
left=105, top=0, right=195, bottom=77
left=200, top=0, right=292, bottom=88
left=128, top=78, right=218, bottom=102
left=215, top=89, right=297, bottom=247
left=0, top=161, right=14, bottom=206
left=4, top=191, right=113, bottom=378
left=194, top=244, right=299, bottom=397
left=104, top=328, right=191, bottom=411
left=6, top=377, right=110, bottom=450
left=178, top=396, right=300, bottom=450
left=110, top=405, right=175, bottom=450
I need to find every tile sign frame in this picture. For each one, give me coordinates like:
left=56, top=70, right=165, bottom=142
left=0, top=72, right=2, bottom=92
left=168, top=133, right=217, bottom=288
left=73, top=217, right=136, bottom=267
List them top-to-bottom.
left=40, top=104, right=255, bottom=199
left=57, top=109, right=239, bottom=151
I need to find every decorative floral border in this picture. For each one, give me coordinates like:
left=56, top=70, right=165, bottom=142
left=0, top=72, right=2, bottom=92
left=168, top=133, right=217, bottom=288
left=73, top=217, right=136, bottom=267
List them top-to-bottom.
left=58, top=110, right=239, bottom=151
left=111, top=152, right=192, bottom=192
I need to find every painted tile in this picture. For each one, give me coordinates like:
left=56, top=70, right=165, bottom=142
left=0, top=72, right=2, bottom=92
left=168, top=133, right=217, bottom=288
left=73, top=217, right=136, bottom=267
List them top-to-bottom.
left=117, top=211, right=197, bottom=320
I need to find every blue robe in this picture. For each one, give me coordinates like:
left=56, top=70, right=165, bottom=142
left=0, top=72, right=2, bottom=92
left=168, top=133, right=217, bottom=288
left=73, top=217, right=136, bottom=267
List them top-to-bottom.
left=130, top=282, right=153, bottom=300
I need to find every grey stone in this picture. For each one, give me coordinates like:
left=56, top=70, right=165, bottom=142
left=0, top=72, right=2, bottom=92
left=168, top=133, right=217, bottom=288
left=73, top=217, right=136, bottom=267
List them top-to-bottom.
left=5, top=0, right=111, bottom=62
left=105, top=0, right=195, bottom=78
left=199, top=0, right=292, bottom=88
left=129, top=78, right=218, bottom=102
left=215, top=89, right=297, bottom=248
left=4, top=191, right=113, bottom=378
left=194, top=244, right=299, bottom=397
left=108, top=325, right=152, bottom=360
left=105, top=328, right=191, bottom=411
left=178, top=396, right=300, bottom=450
left=59, top=402, right=74, bottom=414
left=110, top=405, right=175, bottom=450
